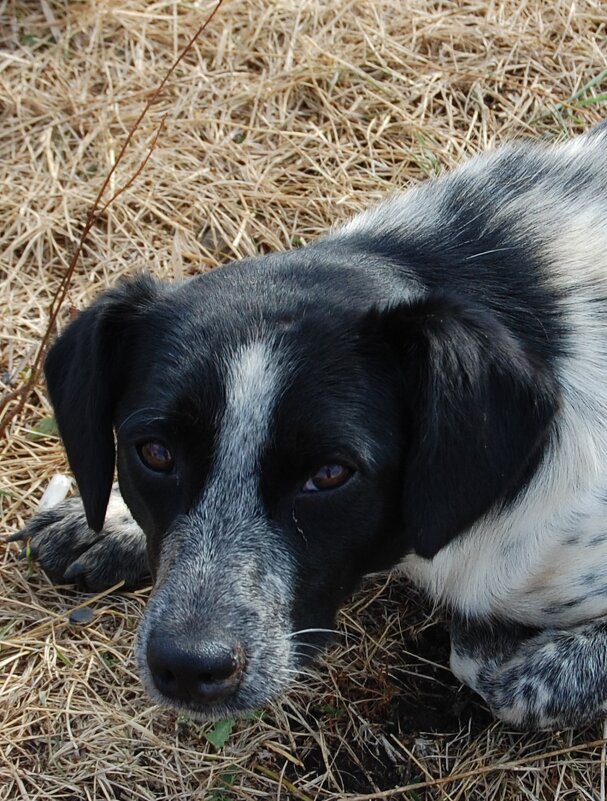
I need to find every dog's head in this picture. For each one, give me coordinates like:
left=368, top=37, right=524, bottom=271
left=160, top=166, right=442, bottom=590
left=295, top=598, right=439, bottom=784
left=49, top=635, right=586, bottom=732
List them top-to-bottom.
left=44, top=243, right=556, bottom=718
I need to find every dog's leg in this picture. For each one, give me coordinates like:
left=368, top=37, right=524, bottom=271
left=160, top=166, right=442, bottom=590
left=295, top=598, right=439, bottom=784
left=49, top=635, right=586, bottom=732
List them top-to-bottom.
left=8, top=485, right=150, bottom=591
left=450, top=614, right=607, bottom=729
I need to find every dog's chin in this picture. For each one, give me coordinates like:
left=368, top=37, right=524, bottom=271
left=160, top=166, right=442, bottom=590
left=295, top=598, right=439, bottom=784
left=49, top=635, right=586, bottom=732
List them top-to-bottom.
left=135, top=629, right=301, bottom=721
left=135, top=632, right=336, bottom=720
left=138, top=670, right=291, bottom=721
left=147, top=691, right=259, bottom=723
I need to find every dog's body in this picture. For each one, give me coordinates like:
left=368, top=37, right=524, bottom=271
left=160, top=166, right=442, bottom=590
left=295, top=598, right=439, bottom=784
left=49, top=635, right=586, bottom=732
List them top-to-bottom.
left=15, top=122, right=607, bottom=729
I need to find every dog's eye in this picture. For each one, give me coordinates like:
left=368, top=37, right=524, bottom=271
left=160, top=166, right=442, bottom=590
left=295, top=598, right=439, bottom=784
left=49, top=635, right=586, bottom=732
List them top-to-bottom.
left=138, top=441, right=174, bottom=473
left=302, top=464, right=353, bottom=492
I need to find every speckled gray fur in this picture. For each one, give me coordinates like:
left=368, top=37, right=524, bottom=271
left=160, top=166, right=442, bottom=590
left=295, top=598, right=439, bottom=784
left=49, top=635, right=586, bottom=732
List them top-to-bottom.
left=10, top=486, right=149, bottom=591
left=451, top=615, right=607, bottom=729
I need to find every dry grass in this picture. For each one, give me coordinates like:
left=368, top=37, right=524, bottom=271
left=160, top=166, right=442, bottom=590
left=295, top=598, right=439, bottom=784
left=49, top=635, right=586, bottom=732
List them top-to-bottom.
left=2, top=0, right=607, bottom=798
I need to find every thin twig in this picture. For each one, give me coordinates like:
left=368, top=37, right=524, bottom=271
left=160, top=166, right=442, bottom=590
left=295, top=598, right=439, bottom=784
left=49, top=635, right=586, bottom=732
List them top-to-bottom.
left=0, top=0, right=226, bottom=438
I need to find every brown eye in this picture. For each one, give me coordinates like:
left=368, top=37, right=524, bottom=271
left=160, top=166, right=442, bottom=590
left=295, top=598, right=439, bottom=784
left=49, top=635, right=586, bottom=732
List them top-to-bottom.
left=138, top=442, right=174, bottom=473
left=302, top=464, right=353, bottom=492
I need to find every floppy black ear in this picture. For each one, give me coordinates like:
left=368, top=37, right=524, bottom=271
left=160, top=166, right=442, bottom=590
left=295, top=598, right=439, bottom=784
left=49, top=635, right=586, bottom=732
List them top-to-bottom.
left=44, top=274, right=163, bottom=532
left=382, top=293, right=558, bottom=558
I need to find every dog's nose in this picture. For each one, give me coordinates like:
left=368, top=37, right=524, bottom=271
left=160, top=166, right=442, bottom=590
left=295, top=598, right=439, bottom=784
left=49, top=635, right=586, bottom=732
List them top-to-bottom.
left=147, top=636, right=245, bottom=705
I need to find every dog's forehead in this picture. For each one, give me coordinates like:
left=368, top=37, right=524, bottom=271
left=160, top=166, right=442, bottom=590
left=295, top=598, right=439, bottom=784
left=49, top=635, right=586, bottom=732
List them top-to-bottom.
left=164, top=245, right=399, bottom=330
left=150, top=258, right=382, bottom=373
left=123, top=262, right=396, bottom=447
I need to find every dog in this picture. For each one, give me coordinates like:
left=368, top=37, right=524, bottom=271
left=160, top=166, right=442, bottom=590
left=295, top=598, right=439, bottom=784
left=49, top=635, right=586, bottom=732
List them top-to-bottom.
left=12, top=120, right=607, bottom=730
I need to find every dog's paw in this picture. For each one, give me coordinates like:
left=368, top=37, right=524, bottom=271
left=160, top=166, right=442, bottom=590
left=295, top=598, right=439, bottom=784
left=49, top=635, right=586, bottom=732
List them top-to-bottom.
left=9, top=488, right=150, bottom=591
left=450, top=614, right=607, bottom=729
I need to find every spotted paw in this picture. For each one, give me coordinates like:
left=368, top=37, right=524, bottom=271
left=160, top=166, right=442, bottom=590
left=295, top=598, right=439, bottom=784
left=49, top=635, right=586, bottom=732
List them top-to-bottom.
left=9, top=487, right=150, bottom=591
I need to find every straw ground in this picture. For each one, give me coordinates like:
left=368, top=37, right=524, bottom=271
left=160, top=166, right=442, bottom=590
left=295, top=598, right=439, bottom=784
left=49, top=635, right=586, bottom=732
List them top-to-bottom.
left=2, top=1, right=607, bottom=798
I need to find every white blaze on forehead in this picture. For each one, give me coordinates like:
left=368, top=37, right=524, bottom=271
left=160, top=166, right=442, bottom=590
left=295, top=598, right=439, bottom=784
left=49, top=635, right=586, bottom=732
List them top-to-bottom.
left=158, top=336, right=286, bottom=572
left=213, top=339, right=282, bottom=494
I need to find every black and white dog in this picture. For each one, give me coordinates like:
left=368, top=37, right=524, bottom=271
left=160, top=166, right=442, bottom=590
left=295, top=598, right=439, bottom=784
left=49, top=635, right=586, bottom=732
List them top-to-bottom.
left=13, top=122, right=607, bottom=730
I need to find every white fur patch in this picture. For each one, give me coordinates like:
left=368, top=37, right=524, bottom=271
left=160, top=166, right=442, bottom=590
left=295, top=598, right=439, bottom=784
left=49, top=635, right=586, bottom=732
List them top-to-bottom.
left=346, top=130, right=607, bottom=628
left=177, top=339, right=285, bottom=573
left=216, top=340, right=281, bottom=495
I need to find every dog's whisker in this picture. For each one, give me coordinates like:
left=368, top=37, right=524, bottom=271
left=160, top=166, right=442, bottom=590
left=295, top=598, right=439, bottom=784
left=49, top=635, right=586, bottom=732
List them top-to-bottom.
left=116, top=407, right=169, bottom=432
left=287, top=628, right=341, bottom=639
left=293, top=643, right=328, bottom=658
left=283, top=668, right=319, bottom=680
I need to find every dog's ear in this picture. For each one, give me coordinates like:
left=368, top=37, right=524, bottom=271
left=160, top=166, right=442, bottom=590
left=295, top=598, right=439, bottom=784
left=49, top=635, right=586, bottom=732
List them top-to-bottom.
left=44, top=274, right=163, bottom=532
left=379, top=293, right=558, bottom=558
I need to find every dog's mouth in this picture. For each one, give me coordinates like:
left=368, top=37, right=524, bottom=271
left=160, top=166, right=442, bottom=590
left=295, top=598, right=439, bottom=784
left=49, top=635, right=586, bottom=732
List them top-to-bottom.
left=136, top=620, right=337, bottom=719
left=137, top=641, right=295, bottom=720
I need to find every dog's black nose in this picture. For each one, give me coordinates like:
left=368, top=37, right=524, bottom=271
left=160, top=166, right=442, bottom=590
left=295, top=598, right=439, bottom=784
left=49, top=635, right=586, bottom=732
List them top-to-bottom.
left=147, top=636, right=245, bottom=705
